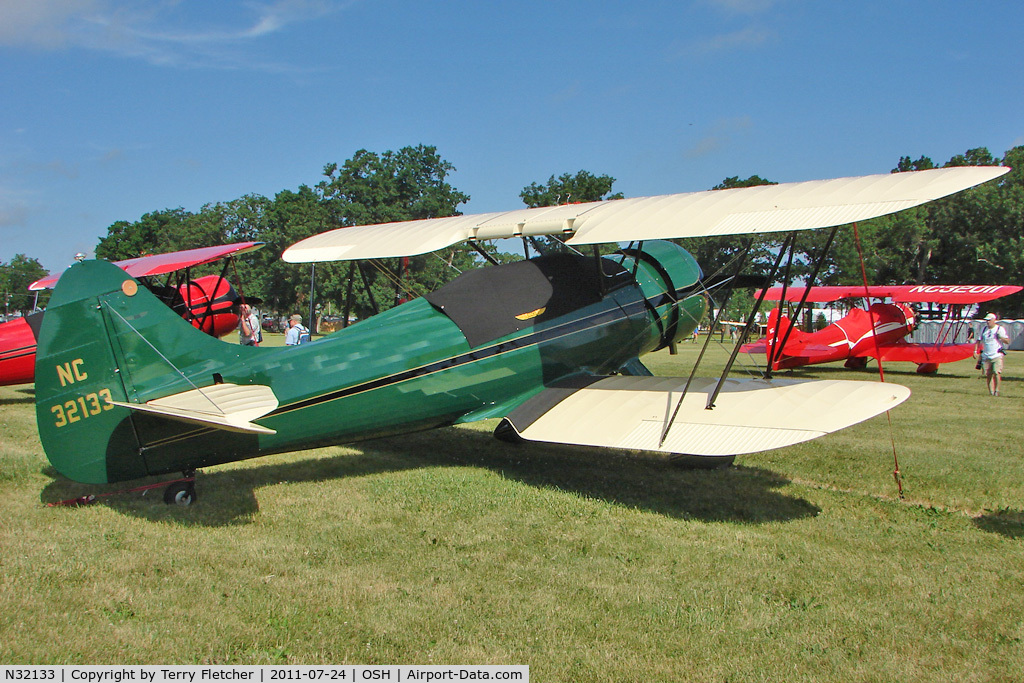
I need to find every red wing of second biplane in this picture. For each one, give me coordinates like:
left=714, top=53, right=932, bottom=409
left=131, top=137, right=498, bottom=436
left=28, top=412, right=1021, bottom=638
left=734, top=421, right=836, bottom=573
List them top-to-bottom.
left=28, top=242, right=265, bottom=290
left=746, top=283, right=1022, bottom=374
left=759, top=284, right=1023, bottom=304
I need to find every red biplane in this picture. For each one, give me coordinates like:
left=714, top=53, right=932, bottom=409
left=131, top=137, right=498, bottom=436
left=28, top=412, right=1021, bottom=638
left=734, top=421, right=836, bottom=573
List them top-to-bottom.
left=0, top=242, right=263, bottom=387
left=740, top=284, right=1022, bottom=374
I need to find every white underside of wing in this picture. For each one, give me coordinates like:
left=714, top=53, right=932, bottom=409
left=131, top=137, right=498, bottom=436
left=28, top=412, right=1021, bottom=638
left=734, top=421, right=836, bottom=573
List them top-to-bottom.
left=283, top=167, right=1008, bottom=262
left=511, top=376, right=910, bottom=456
left=107, top=383, right=279, bottom=435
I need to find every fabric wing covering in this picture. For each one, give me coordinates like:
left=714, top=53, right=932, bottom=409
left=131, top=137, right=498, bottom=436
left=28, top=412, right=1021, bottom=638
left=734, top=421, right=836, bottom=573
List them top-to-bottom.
left=282, top=167, right=1009, bottom=262
left=504, top=376, right=911, bottom=456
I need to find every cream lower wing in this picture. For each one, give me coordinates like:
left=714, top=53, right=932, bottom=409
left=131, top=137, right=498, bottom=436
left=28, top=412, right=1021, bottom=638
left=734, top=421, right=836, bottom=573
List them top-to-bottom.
left=505, top=376, right=909, bottom=456
left=107, top=383, right=279, bottom=435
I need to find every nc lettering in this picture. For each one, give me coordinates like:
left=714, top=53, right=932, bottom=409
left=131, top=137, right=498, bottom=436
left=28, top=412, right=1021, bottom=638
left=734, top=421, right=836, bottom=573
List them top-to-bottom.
left=56, top=359, right=88, bottom=387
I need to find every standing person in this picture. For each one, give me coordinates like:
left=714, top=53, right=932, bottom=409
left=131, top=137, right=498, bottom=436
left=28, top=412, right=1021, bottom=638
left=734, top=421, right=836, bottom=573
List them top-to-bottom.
left=239, top=303, right=261, bottom=346
left=974, top=313, right=1010, bottom=396
left=285, top=314, right=307, bottom=346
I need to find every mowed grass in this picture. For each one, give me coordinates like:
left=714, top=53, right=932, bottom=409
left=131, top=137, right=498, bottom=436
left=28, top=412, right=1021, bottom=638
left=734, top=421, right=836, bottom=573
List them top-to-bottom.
left=2, top=339, right=1023, bottom=681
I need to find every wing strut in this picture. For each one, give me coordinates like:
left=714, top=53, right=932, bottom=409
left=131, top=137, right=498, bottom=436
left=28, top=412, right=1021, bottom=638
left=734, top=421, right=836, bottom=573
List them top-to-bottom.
left=765, top=224, right=840, bottom=379
left=707, top=232, right=797, bottom=409
left=765, top=234, right=798, bottom=373
left=659, top=237, right=753, bottom=446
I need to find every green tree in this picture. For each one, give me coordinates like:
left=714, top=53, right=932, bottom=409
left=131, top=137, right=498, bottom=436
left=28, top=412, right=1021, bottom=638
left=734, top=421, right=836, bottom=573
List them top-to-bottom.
left=90, top=145, right=475, bottom=317
left=314, top=145, right=474, bottom=319
left=318, top=145, right=469, bottom=225
left=804, top=146, right=1024, bottom=316
left=893, top=155, right=935, bottom=172
left=519, top=170, right=624, bottom=208
left=712, top=175, right=777, bottom=190
left=254, top=185, right=330, bottom=314
left=95, top=208, right=193, bottom=261
left=1, top=254, right=49, bottom=314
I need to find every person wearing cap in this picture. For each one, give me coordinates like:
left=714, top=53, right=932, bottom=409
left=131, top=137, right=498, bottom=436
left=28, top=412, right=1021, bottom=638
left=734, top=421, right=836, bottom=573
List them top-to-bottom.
left=974, top=313, right=1010, bottom=396
left=285, top=314, right=307, bottom=346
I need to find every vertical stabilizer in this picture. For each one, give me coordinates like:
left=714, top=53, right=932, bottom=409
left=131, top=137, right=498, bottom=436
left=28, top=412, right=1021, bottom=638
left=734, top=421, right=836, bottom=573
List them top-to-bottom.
left=34, top=259, right=252, bottom=484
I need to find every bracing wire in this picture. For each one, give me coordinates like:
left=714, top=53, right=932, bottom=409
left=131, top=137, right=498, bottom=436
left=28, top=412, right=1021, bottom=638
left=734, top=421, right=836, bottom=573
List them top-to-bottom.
left=853, top=222, right=905, bottom=499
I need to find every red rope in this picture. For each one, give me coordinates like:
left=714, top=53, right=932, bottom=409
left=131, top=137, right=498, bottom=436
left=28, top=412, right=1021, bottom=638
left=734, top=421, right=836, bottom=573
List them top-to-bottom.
left=853, top=223, right=904, bottom=498
left=46, top=476, right=196, bottom=507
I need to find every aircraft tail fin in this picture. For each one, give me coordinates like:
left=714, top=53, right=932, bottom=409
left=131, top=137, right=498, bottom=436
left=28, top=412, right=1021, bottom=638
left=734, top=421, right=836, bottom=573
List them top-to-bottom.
left=34, top=259, right=260, bottom=484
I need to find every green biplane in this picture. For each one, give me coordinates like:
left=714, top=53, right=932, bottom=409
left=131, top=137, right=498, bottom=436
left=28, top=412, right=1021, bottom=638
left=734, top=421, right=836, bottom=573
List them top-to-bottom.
left=33, top=166, right=1008, bottom=504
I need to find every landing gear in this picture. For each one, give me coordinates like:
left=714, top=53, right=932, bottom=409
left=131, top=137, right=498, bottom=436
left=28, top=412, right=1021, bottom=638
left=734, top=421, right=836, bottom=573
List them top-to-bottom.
left=163, top=470, right=197, bottom=506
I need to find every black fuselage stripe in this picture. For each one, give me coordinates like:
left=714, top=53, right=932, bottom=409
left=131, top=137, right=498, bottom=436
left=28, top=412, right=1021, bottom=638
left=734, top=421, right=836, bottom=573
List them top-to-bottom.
left=0, top=348, right=35, bottom=361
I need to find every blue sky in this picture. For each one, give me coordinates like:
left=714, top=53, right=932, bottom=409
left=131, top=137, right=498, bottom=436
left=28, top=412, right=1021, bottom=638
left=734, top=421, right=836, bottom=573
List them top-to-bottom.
left=2, top=0, right=1022, bottom=275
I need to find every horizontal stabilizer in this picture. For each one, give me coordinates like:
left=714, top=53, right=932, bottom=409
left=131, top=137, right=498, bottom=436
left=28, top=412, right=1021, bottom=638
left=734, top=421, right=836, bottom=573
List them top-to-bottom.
left=505, top=376, right=909, bottom=457
left=107, top=383, right=278, bottom=435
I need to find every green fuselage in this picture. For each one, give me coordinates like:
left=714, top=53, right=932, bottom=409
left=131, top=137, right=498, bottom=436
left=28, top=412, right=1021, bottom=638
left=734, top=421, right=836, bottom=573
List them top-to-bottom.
left=35, top=242, right=706, bottom=484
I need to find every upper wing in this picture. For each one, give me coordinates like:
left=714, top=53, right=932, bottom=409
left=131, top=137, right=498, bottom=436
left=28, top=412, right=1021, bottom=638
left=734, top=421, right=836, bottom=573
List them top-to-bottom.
left=283, top=167, right=1008, bottom=262
left=29, top=242, right=265, bottom=291
left=761, top=283, right=1022, bottom=304
left=503, top=375, right=910, bottom=457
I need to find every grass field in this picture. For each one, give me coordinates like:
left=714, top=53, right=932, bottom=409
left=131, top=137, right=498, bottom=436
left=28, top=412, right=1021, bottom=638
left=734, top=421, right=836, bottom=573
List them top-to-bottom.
left=1, top=338, right=1023, bottom=681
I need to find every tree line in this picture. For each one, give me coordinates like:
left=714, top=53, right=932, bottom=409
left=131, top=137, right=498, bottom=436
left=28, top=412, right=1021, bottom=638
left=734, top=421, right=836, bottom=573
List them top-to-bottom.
left=4, top=143, right=1022, bottom=320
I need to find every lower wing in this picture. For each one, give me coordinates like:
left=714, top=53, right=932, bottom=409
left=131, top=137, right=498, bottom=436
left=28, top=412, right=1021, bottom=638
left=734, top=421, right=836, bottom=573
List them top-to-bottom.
left=740, top=339, right=838, bottom=360
left=870, top=343, right=974, bottom=364
left=504, top=376, right=909, bottom=457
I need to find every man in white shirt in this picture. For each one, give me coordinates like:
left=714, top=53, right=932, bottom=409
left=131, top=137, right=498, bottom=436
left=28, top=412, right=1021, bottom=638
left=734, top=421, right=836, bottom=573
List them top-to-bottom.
left=974, top=313, right=1010, bottom=396
left=285, top=314, right=307, bottom=346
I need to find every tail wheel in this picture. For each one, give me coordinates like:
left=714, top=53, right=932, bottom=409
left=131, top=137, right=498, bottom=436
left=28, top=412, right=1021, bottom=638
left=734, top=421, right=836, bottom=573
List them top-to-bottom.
left=164, top=481, right=197, bottom=506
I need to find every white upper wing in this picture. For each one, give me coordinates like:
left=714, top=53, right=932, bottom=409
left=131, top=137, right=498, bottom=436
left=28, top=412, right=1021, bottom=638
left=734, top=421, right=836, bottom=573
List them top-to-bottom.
left=283, top=166, right=1009, bottom=262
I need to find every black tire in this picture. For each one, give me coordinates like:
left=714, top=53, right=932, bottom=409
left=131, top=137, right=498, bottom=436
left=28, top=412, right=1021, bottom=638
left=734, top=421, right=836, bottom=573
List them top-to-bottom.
left=163, top=481, right=196, bottom=506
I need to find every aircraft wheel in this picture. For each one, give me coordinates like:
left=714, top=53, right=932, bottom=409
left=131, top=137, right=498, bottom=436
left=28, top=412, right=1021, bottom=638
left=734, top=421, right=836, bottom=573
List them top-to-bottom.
left=164, top=481, right=197, bottom=506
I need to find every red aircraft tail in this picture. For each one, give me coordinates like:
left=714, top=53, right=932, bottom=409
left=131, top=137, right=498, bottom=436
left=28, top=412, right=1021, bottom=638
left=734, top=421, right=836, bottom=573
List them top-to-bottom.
left=764, top=308, right=800, bottom=371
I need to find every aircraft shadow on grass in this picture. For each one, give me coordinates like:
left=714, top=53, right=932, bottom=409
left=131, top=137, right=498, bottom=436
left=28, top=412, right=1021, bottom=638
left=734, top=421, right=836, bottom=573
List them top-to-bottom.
left=0, top=387, right=35, bottom=406
left=39, top=425, right=820, bottom=528
left=972, top=511, right=1024, bottom=539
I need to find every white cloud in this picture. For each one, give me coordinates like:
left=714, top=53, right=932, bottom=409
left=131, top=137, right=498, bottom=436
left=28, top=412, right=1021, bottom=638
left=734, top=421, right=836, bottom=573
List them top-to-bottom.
left=0, top=0, right=349, bottom=70
left=0, top=0, right=101, bottom=48
left=701, top=0, right=780, bottom=15
left=679, top=26, right=773, bottom=57
left=684, top=116, right=753, bottom=159
left=0, top=185, right=33, bottom=231
left=0, top=202, right=30, bottom=229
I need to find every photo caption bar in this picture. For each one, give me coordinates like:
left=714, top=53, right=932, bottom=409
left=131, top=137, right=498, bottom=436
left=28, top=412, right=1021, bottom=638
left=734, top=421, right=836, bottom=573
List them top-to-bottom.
left=0, top=667, right=528, bottom=683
